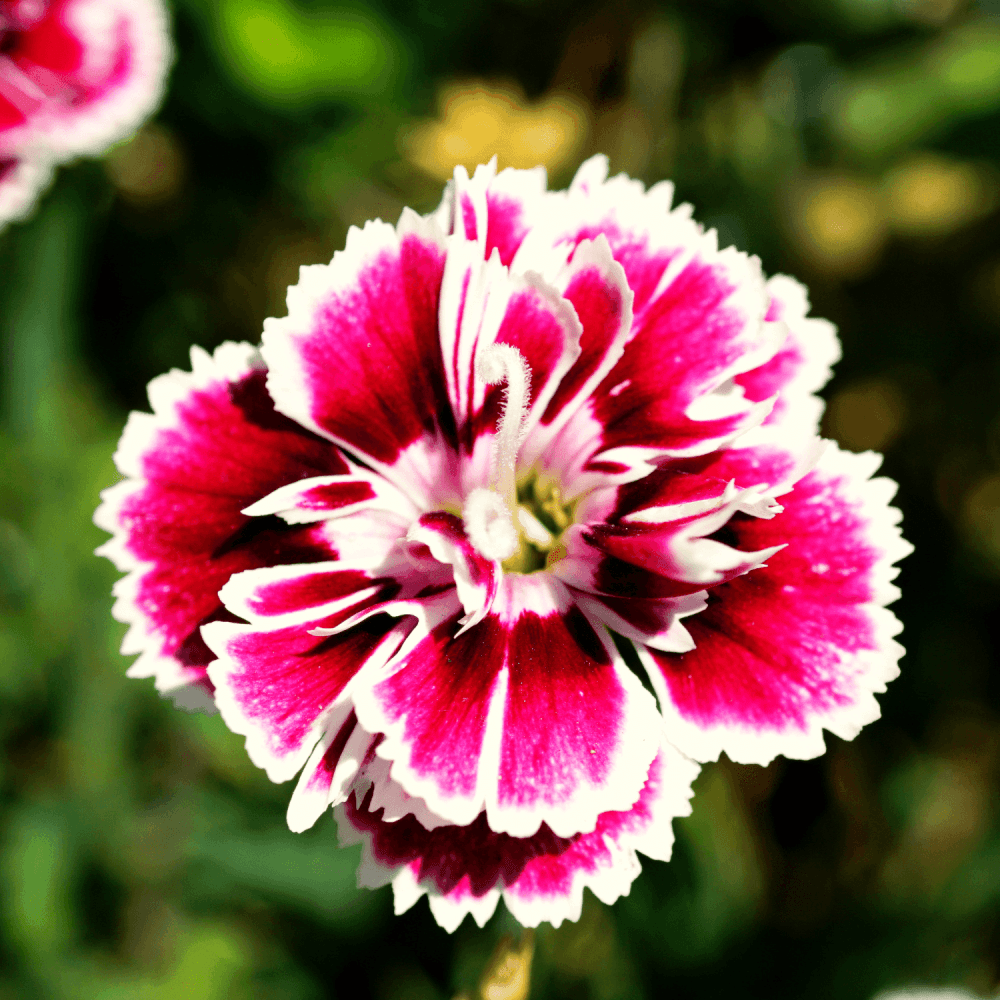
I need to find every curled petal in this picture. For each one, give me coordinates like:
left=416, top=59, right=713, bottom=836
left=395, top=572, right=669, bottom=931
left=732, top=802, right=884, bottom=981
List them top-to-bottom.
left=2, top=0, right=172, bottom=160
left=437, top=232, right=583, bottom=473
left=521, top=235, right=635, bottom=470
left=243, top=467, right=420, bottom=525
left=555, top=474, right=783, bottom=600
left=408, top=511, right=501, bottom=632
left=204, top=611, right=411, bottom=784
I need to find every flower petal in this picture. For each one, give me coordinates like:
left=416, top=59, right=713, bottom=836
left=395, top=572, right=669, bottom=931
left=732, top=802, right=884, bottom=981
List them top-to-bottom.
left=513, top=154, right=783, bottom=477
left=433, top=159, right=549, bottom=266
left=261, top=212, right=457, bottom=506
left=437, top=233, right=582, bottom=470
left=521, top=235, right=635, bottom=468
left=736, top=275, right=841, bottom=442
left=94, top=342, right=345, bottom=707
left=639, top=443, right=912, bottom=765
left=243, top=466, right=421, bottom=525
left=555, top=472, right=783, bottom=600
left=408, top=512, right=500, bottom=632
left=353, top=574, right=661, bottom=838
left=203, top=610, right=410, bottom=783
left=286, top=707, right=365, bottom=833
left=336, top=732, right=699, bottom=931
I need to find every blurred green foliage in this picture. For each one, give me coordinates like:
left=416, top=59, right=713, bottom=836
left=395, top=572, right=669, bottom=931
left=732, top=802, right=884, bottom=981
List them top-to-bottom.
left=3, top=0, right=1000, bottom=997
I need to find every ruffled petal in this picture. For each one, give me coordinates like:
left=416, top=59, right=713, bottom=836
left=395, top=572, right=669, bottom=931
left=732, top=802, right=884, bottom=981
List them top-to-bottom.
left=513, top=155, right=783, bottom=482
left=432, top=159, right=549, bottom=266
left=261, top=211, right=457, bottom=506
left=521, top=236, right=634, bottom=469
left=736, top=275, right=841, bottom=444
left=94, top=342, right=345, bottom=707
left=639, top=443, right=913, bottom=766
left=243, top=466, right=421, bottom=525
left=554, top=472, right=782, bottom=599
left=203, top=530, right=458, bottom=784
left=352, top=574, right=661, bottom=838
left=574, top=591, right=707, bottom=654
left=203, top=609, right=411, bottom=784
left=286, top=707, right=364, bottom=833
left=336, top=733, right=699, bottom=931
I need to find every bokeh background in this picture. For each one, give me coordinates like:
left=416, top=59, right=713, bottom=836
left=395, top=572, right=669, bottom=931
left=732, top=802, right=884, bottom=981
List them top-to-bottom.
left=2, top=0, right=1000, bottom=997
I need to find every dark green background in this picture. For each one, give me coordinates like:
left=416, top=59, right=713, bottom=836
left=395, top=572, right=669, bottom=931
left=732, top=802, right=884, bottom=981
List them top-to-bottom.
left=2, top=0, right=1000, bottom=997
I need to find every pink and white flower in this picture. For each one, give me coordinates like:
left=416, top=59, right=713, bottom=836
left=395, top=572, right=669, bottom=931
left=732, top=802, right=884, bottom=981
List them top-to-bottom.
left=0, top=0, right=171, bottom=229
left=95, top=156, right=911, bottom=930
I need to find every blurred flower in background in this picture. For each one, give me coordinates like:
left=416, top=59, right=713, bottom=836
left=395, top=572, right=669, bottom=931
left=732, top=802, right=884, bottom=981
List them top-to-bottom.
left=0, top=0, right=172, bottom=230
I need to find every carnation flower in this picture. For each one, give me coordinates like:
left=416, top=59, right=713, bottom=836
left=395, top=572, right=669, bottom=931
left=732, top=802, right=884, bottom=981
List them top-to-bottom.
left=0, top=0, right=171, bottom=229
left=95, top=156, right=911, bottom=930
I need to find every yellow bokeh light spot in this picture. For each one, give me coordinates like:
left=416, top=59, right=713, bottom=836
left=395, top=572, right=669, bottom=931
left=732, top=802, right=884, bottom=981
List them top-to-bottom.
left=402, top=81, right=589, bottom=181
left=883, top=153, right=996, bottom=237
left=786, top=173, right=888, bottom=279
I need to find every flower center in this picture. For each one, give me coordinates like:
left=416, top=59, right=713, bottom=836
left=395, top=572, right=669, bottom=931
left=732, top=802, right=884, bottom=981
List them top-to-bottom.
left=461, top=343, right=578, bottom=573
left=502, top=472, right=576, bottom=574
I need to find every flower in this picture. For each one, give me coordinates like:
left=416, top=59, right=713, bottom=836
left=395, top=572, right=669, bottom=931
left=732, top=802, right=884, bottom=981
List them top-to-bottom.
left=0, top=0, right=171, bottom=230
left=95, top=156, right=911, bottom=930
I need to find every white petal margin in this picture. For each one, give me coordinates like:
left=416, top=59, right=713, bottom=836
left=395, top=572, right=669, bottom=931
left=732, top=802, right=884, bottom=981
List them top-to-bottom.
left=0, top=158, right=54, bottom=231
left=93, top=341, right=264, bottom=710
left=637, top=443, right=913, bottom=767
left=334, top=731, right=700, bottom=932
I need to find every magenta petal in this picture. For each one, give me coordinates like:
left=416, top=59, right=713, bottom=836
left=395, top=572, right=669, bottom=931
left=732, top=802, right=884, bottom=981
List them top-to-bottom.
left=433, top=160, right=548, bottom=266
left=484, top=166, right=548, bottom=265
left=261, top=213, right=456, bottom=502
left=437, top=235, right=582, bottom=466
left=522, top=236, right=635, bottom=468
left=737, top=275, right=840, bottom=438
left=94, top=343, right=346, bottom=706
left=641, top=444, right=912, bottom=765
left=244, top=466, right=420, bottom=525
left=555, top=471, right=781, bottom=601
left=356, top=575, right=661, bottom=838
left=355, top=605, right=501, bottom=826
left=204, top=612, right=410, bottom=783
left=286, top=708, right=365, bottom=833
left=337, top=734, right=698, bottom=931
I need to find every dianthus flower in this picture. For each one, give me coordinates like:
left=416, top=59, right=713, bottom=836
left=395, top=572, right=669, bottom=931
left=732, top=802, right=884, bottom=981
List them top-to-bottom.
left=0, top=0, right=170, bottom=229
left=96, top=157, right=911, bottom=930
